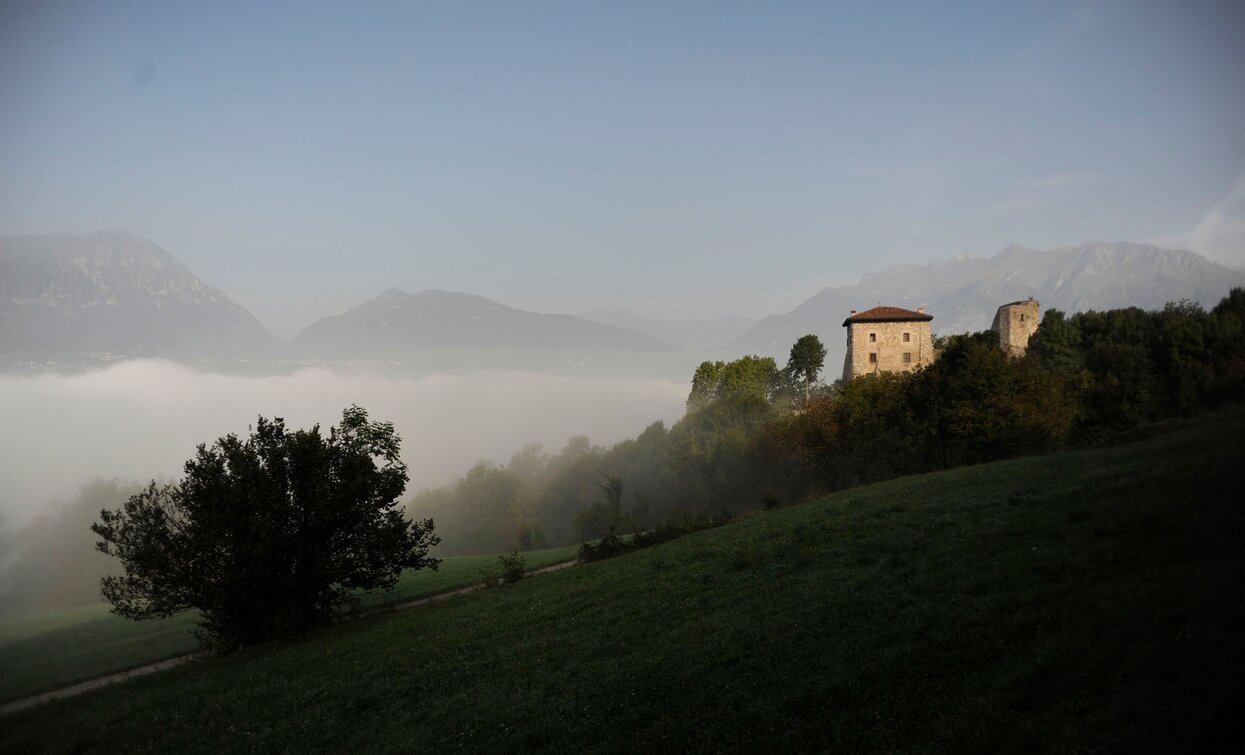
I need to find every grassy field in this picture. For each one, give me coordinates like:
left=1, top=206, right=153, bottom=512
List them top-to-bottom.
left=3, top=409, right=1242, bottom=752
left=0, top=544, right=578, bottom=704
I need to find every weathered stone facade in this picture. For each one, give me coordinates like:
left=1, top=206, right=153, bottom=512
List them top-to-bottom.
left=991, top=298, right=1040, bottom=357
left=841, top=306, right=935, bottom=381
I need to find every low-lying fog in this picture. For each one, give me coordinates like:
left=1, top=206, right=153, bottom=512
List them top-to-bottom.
left=0, top=360, right=688, bottom=527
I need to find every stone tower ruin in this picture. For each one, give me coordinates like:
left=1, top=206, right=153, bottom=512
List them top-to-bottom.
left=991, top=298, right=1040, bottom=357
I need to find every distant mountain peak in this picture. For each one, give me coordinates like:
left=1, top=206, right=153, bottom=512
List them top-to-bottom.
left=1, top=231, right=279, bottom=360
left=994, top=242, right=1039, bottom=259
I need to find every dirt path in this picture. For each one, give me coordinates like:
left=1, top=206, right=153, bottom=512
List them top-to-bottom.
left=0, top=559, right=578, bottom=718
left=362, top=559, right=576, bottom=617
left=0, top=653, right=207, bottom=717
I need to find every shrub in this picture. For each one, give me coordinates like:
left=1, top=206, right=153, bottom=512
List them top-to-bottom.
left=632, top=524, right=693, bottom=549
left=578, top=533, right=630, bottom=563
left=498, top=551, right=527, bottom=583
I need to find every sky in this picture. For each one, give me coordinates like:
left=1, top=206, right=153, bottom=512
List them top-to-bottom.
left=2, top=1, right=1243, bottom=338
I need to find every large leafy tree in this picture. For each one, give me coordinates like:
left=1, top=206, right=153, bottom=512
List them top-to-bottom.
left=92, top=406, right=439, bottom=649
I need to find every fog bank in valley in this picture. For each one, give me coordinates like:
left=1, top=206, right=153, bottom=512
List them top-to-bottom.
left=0, top=360, right=688, bottom=526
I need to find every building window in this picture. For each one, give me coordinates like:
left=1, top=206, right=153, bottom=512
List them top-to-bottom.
left=1020, top=314, right=1026, bottom=322
left=903, top=332, right=910, bottom=342
left=869, top=333, right=876, bottom=342
left=869, top=352, right=877, bottom=363
left=903, top=352, right=912, bottom=363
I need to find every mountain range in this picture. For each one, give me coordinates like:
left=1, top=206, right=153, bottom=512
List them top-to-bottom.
left=0, top=232, right=689, bottom=375
left=3, top=232, right=1242, bottom=377
left=296, top=289, right=676, bottom=355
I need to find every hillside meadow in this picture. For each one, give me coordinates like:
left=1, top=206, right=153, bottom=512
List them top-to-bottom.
left=2, top=407, right=1241, bottom=752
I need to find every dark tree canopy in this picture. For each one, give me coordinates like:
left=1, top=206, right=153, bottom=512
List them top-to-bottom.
left=92, top=405, right=439, bottom=649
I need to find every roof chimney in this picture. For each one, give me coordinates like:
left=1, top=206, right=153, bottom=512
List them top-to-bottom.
left=916, top=306, right=925, bottom=314
left=849, top=309, right=856, bottom=314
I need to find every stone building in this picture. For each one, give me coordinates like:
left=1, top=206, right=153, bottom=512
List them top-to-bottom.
left=991, top=298, right=1040, bottom=357
left=841, top=306, right=935, bottom=381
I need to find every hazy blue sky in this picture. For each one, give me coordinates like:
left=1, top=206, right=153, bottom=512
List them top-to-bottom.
left=2, top=1, right=1243, bottom=336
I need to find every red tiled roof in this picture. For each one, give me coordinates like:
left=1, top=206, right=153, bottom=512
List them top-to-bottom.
left=842, top=306, right=933, bottom=326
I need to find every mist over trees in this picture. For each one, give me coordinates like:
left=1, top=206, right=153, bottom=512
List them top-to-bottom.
left=412, top=350, right=810, bottom=554
left=0, top=362, right=687, bottom=528
left=0, top=479, right=132, bottom=618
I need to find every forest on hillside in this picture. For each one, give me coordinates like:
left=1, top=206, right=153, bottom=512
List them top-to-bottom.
left=408, top=289, right=1245, bottom=555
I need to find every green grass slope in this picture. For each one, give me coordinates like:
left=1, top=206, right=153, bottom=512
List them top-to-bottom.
left=4, top=410, right=1243, bottom=753
left=0, top=545, right=578, bottom=704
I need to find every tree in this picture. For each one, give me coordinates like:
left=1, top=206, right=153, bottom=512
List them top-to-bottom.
left=1027, top=309, right=1083, bottom=375
left=913, top=332, right=1075, bottom=467
left=786, top=334, right=827, bottom=405
left=716, top=355, right=779, bottom=402
left=686, top=356, right=780, bottom=412
left=687, top=360, right=726, bottom=411
left=92, top=406, right=439, bottom=649
left=574, top=474, right=625, bottom=540
left=576, top=475, right=631, bottom=561
left=597, top=475, right=625, bottom=534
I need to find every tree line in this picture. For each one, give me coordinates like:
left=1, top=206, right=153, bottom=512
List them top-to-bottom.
left=410, top=290, right=1245, bottom=554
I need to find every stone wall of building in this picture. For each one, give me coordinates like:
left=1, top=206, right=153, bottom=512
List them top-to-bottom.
left=991, top=299, right=1040, bottom=357
left=843, top=320, right=934, bottom=381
